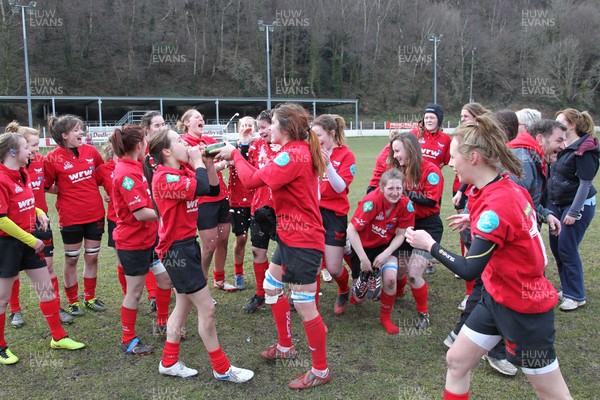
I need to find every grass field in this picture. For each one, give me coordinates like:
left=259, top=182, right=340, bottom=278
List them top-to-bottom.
left=3, top=136, right=600, bottom=399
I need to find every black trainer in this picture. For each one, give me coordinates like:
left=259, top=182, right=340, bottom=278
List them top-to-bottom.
left=366, top=269, right=382, bottom=300
left=353, top=271, right=370, bottom=300
left=243, top=295, right=265, bottom=313
left=121, top=337, right=154, bottom=356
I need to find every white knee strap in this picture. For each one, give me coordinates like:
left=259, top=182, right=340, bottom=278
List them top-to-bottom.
left=85, top=247, right=101, bottom=255
left=64, top=249, right=81, bottom=258
left=150, top=259, right=166, bottom=275
left=382, top=262, right=398, bottom=272
left=263, top=271, right=284, bottom=304
left=291, top=291, right=316, bottom=304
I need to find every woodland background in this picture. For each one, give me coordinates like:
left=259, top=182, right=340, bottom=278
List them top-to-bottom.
left=1, top=0, right=599, bottom=124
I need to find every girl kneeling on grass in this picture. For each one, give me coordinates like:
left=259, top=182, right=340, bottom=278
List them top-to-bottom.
left=215, top=103, right=330, bottom=390
left=405, top=114, right=572, bottom=400
left=109, top=125, right=172, bottom=355
left=144, top=128, right=253, bottom=382
left=0, top=132, right=85, bottom=365
left=346, top=168, right=414, bottom=334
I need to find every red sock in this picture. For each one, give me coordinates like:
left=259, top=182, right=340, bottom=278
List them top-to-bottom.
left=343, top=254, right=353, bottom=270
left=253, top=261, right=269, bottom=297
left=234, top=263, right=244, bottom=276
left=117, top=265, right=127, bottom=294
left=334, top=267, right=350, bottom=294
left=213, top=270, right=225, bottom=283
left=145, top=272, right=157, bottom=300
left=396, top=274, right=408, bottom=297
left=51, top=277, right=60, bottom=303
left=83, top=277, right=97, bottom=301
left=9, top=278, right=21, bottom=313
left=465, top=280, right=475, bottom=295
left=65, top=283, right=79, bottom=305
left=411, top=283, right=429, bottom=313
left=155, top=287, right=171, bottom=326
left=379, top=291, right=399, bottom=334
left=270, top=294, right=292, bottom=348
left=349, top=295, right=358, bottom=305
left=40, top=300, right=66, bottom=341
left=120, top=306, right=138, bottom=343
left=0, top=313, right=6, bottom=347
left=303, top=315, right=328, bottom=371
left=162, top=340, right=180, bottom=368
left=208, top=345, right=231, bottom=374
left=443, top=388, right=469, bottom=399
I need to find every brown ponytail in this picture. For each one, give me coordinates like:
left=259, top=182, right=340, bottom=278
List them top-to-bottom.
left=454, top=114, right=524, bottom=179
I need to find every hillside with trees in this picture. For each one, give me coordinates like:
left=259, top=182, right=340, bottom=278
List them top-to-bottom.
left=1, top=0, right=599, bottom=124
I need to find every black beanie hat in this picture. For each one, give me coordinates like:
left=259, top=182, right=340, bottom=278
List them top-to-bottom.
left=424, top=103, right=443, bottom=127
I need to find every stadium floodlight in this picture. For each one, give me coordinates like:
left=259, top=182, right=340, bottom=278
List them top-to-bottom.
left=9, top=0, right=37, bottom=127
left=258, top=20, right=276, bottom=109
left=428, top=34, right=442, bottom=104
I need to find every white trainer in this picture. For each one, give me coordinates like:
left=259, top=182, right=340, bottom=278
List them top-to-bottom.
left=321, top=269, right=333, bottom=282
left=213, top=280, right=237, bottom=292
left=457, top=295, right=469, bottom=311
left=559, top=298, right=586, bottom=311
left=482, top=355, right=518, bottom=376
left=159, top=361, right=198, bottom=378
left=213, top=365, right=254, bottom=383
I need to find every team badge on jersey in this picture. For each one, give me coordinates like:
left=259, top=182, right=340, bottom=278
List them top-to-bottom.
left=274, top=152, right=290, bottom=167
left=427, top=172, right=440, bottom=185
left=166, top=174, right=180, bottom=183
left=122, top=176, right=135, bottom=191
left=363, top=201, right=374, bottom=212
left=477, top=210, right=499, bottom=233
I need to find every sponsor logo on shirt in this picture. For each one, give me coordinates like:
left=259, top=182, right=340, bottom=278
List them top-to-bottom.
left=423, top=148, right=441, bottom=158
left=274, top=152, right=290, bottom=167
left=86, top=158, right=94, bottom=163
left=63, top=161, right=74, bottom=170
left=350, top=164, right=356, bottom=176
left=34, top=168, right=43, bottom=174
left=68, top=169, right=94, bottom=183
left=427, top=172, right=440, bottom=185
left=166, top=174, right=180, bottom=183
left=122, top=176, right=135, bottom=191
left=29, top=179, right=42, bottom=189
left=14, top=184, right=24, bottom=193
left=128, top=195, right=141, bottom=207
left=17, top=197, right=35, bottom=210
left=186, top=199, right=198, bottom=213
left=407, top=200, right=414, bottom=213
left=363, top=201, right=374, bottom=212
left=477, top=210, right=499, bottom=233
left=375, top=212, right=385, bottom=221
left=353, top=218, right=366, bottom=227
left=371, top=223, right=388, bottom=238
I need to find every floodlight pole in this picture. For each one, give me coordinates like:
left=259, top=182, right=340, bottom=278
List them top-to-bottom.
left=10, top=1, right=37, bottom=126
left=258, top=20, right=276, bottom=109
left=428, top=34, right=442, bottom=104
left=469, top=47, right=476, bottom=103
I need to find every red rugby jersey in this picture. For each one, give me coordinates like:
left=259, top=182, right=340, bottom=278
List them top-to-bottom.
left=411, top=128, right=451, bottom=168
left=182, top=133, right=228, bottom=203
left=247, top=138, right=278, bottom=213
left=254, top=141, right=325, bottom=252
left=44, top=144, right=105, bottom=227
left=368, top=144, right=390, bottom=188
left=320, top=145, right=356, bottom=216
left=27, top=153, right=48, bottom=213
left=228, top=156, right=253, bottom=208
left=112, top=158, right=158, bottom=250
left=96, top=159, right=117, bottom=222
left=410, top=159, right=444, bottom=220
left=0, top=164, right=37, bottom=235
left=152, top=164, right=198, bottom=258
left=469, top=175, right=556, bottom=314
left=350, top=188, right=414, bottom=248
